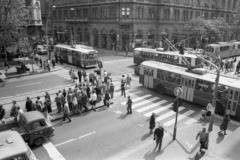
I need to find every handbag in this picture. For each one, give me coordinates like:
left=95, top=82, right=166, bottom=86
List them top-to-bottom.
left=204, top=141, right=209, bottom=150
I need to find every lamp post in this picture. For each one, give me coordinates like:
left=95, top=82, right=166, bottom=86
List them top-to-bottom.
left=46, top=5, right=56, bottom=59
left=70, top=8, right=75, bottom=46
left=189, top=52, right=220, bottom=132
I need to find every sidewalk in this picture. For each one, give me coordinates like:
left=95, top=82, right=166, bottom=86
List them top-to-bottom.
left=0, top=62, right=67, bottom=79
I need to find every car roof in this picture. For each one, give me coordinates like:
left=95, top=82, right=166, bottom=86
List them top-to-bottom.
left=21, top=111, right=45, bottom=124
left=0, top=131, right=28, bottom=159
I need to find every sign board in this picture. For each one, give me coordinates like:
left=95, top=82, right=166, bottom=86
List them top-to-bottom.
left=97, top=60, right=103, bottom=68
left=174, top=87, right=183, bottom=97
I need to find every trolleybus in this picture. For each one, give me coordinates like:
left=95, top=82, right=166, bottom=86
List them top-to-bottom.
left=205, top=41, right=240, bottom=59
left=54, top=44, right=98, bottom=68
left=139, top=61, right=240, bottom=117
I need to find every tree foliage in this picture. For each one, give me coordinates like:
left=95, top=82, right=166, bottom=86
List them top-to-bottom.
left=0, top=0, right=31, bottom=53
left=183, top=17, right=230, bottom=41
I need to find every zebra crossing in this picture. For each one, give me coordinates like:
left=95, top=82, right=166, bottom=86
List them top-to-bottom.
left=119, top=91, right=198, bottom=127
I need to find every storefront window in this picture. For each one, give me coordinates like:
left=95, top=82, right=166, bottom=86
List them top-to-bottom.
left=195, top=79, right=214, bottom=94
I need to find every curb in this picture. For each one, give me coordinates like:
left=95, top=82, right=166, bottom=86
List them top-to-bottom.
left=5, top=64, right=68, bottom=79
left=50, top=102, right=113, bottom=122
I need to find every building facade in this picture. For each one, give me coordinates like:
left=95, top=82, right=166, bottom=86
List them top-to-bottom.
left=51, top=0, right=239, bottom=51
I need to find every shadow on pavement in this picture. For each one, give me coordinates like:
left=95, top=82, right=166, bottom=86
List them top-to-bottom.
left=126, top=64, right=137, bottom=69
left=118, top=114, right=128, bottom=119
left=216, top=131, right=225, bottom=144
left=141, top=133, right=151, bottom=141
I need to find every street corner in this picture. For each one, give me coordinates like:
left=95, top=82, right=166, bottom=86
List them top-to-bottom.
left=172, top=124, right=203, bottom=154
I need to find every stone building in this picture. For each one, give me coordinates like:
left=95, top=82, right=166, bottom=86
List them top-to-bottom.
left=51, top=0, right=239, bottom=51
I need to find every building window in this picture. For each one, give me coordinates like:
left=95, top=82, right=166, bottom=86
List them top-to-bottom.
left=175, top=0, right=179, bottom=3
left=197, top=0, right=201, bottom=6
left=222, top=0, right=225, bottom=9
left=227, top=0, right=231, bottom=10
left=233, top=0, right=237, bottom=10
left=109, top=7, right=116, bottom=18
left=122, top=7, right=130, bottom=18
left=137, top=7, right=144, bottom=18
left=83, top=8, right=88, bottom=18
left=92, top=8, right=98, bottom=18
left=100, top=8, right=107, bottom=18
left=149, top=8, right=155, bottom=19
left=70, top=9, right=74, bottom=18
left=77, top=9, right=81, bottom=18
left=163, top=9, right=170, bottom=20
left=174, top=9, right=180, bottom=20
left=53, top=10, right=57, bottom=18
left=58, top=10, right=62, bottom=19
left=64, top=10, right=68, bottom=19
left=183, top=10, right=188, bottom=21
left=190, top=11, right=193, bottom=19
left=195, top=11, right=201, bottom=18
left=204, top=12, right=208, bottom=19
left=211, top=13, right=215, bottom=19
left=221, top=13, right=224, bottom=18
left=226, top=14, right=229, bottom=23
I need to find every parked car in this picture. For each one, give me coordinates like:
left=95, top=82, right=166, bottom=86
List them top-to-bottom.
left=37, top=45, right=48, bottom=55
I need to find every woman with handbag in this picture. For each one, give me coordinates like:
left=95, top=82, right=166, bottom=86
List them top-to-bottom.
left=206, top=101, right=213, bottom=117
left=149, top=113, right=156, bottom=134
left=220, top=114, right=231, bottom=135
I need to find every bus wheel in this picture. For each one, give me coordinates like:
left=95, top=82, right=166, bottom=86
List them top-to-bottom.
left=157, top=84, right=166, bottom=94
left=215, top=102, right=224, bottom=115
left=34, top=137, right=44, bottom=146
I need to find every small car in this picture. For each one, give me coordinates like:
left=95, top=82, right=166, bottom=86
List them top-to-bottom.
left=37, top=45, right=48, bottom=55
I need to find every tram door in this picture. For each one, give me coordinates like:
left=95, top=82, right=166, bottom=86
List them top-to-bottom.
left=67, top=50, right=73, bottom=64
left=143, top=67, right=154, bottom=88
left=181, top=76, right=196, bottom=102
left=226, top=89, right=240, bottom=116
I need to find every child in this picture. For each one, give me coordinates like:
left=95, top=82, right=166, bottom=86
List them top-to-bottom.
left=200, top=107, right=207, bottom=121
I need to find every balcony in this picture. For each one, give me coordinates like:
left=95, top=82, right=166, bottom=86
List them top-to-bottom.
left=65, top=18, right=90, bottom=23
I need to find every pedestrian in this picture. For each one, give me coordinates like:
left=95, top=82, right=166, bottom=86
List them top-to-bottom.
left=125, top=44, right=129, bottom=56
left=39, top=58, right=43, bottom=69
left=52, top=58, right=56, bottom=68
left=47, top=59, right=51, bottom=71
left=4, top=60, right=10, bottom=69
left=235, top=60, right=240, bottom=74
left=69, top=68, right=73, bottom=81
left=72, top=70, right=77, bottom=83
left=78, top=70, right=82, bottom=83
left=82, top=70, right=87, bottom=80
left=103, top=70, right=108, bottom=79
left=126, top=74, right=132, bottom=89
left=121, top=75, right=126, bottom=84
left=109, top=82, right=115, bottom=99
left=121, top=82, right=126, bottom=98
left=62, top=89, right=67, bottom=98
left=76, top=90, right=83, bottom=114
left=103, top=90, right=111, bottom=107
left=45, top=91, right=51, bottom=102
left=67, top=91, right=73, bottom=112
left=81, top=91, right=88, bottom=111
left=90, top=91, right=97, bottom=111
left=55, top=93, right=62, bottom=113
left=36, top=96, right=43, bottom=106
left=126, top=96, right=132, bottom=114
left=25, top=97, right=33, bottom=112
left=45, top=97, right=52, bottom=113
left=72, top=97, right=79, bottom=115
left=10, top=100, right=18, bottom=121
left=35, top=100, right=42, bottom=112
left=42, top=101, right=52, bottom=121
left=63, top=101, right=71, bottom=122
left=206, top=101, right=212, bottom=117
left=0, top=105, right=6, bottom=124
left=17, top=106, right=24, bottom=120
left=200, top=107, right=207, bottom=121
left=149, top=113, right=156, bottom=134
left=220, top=113, right=231, bottom=135
left=154, top=124, right=165, bottom=151
left=196, top=127, right=209, bottom=150
left=195, top=149, right=206, bottom=160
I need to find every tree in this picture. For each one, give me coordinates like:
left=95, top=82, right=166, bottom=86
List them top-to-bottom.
left=0, top=0, right=31, bottom=60
left=231, top=10, right=240, bottom=40
left=183, top=17, right=230, bottom=47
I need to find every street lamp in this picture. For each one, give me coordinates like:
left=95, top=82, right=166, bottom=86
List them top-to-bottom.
left=46, top=5, right=56, bottom=59
left=189, top=52, right=220, bottom=132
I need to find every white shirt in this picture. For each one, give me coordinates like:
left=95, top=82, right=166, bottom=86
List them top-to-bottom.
left=103, top=71, right=107, bottom=77
left=91, top=93, right=97, bottom=101
left=207, top=103, right=213, bottom=112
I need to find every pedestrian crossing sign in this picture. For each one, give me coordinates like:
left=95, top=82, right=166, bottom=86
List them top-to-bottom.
left=174, top=87, right=183, bottom=97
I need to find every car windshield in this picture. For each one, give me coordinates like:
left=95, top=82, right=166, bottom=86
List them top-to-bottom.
left=205, top=46, right=213, bottom=52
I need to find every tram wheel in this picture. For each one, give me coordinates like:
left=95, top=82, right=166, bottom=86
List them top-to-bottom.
left=157, top=84, right=166, bottom=94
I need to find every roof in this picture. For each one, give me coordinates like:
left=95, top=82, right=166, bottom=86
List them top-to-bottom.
left=206, top=41, right=240, bottom=47
left=54, top=44, right=97, bottom=53
left=134, top=48, right=198, bottom=58
left=141, top=61, right=240, bottom=88
left=21, top=111, right=45, bottom=124
left=202, top=127, right=240, bottom=160
left=0, top=131, right=28, bottom=159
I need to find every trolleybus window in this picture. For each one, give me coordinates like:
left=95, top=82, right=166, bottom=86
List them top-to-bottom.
left=62, top=48, right=67, bottom=56
left=134, top=50, right=140, bottom=57
left=196, top=58, right=203, bottom=66
left=195, top=79, right=214, bottom=94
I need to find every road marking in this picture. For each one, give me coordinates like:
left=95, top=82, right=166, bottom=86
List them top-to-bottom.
left=103, top=58, right=132, bottom=64
left=15, top=82, right=42, bottom=88
left=114, top=90, right=142, bottom=97
left=121, top=94, right=151, bottom=105
left=132, top=97, right=160, bottom=109
left=136, top=100, right=167, bottom=113
left=144, top=104, right=173, bottom=117
left=155, top=107, right=185, bottom=122
left=114, top=110, right=122, bottom=114
left=163, top=110, right=194, bottom=126
left=184, top=118, right=198, bottom=125
left=55, top=131, right=96, bottom=147
left=43, top=141, right=65, bottom=160
left=186, top=142, right=193, bottom=148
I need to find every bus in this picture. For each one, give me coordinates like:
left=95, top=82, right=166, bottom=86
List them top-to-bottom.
left=205, top=41, right=240, bottom=59
left=54, top=44, right=98, bottom=68
left=134, top=48, right=203, bottom=67
left=139, top=61, right=240, bottom=117
left=202, top=127, right=240, bottom=160
left=0, top=131, right=37, bottom=160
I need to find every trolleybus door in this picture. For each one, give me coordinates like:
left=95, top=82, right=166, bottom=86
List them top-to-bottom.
left=67, top=50, right=73, bottom=64
left=143, top=68, right=154, bottom=88
left=181, top=76, right=196, bottom=102
left=226, top=89, right=239, bottom=116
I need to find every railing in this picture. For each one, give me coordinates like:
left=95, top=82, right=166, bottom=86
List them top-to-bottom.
left=65, top=18, right=89, bottom=23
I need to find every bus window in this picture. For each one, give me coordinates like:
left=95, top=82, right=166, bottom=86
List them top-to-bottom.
left=238, top=44, right=240, bottom=49
left=205, top=46, right=213, bottom=52
left=62, top=49, right=67, bottom=56
left=67, top=50, right=72, bottom=56
left=134, top=51, right=140, bottom=57
left=153, top=53, right=158, bottom=60
left=162, top=55, right=168, bottom=62
left=173, top=55, right=180, bottom=64
left=196, top=58, right=203, bottom=66
left=157, top=69, right=168, bottom=81
left=168, top=72, right=176, bottom=83
left=195, top=79, right=214, bottom=94
left=234, top=91, right=238, bottom=101
left=227, top=101, right=231, bottom=110
left=233, top=102, right=237, bottom=111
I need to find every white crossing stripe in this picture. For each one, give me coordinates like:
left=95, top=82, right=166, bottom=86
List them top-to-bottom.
left=114, top=90, right=142, bottom=97
left=121, top=94, right=152, bottom=105
left=132, top=97, right=160, bottom=109
left=136, top=100, right=167, bottom=113
left=144, top=104, right=173, bottom=117
left=155, top=107, right=185, bottom=122
left=163, top=110, right=195, bottom=127
left=184, top=118, right=198, bottom=125
left=43, top=141, right=65, bottom=160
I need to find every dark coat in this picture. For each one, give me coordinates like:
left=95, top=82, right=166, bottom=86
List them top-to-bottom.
left=26, top=100, right=33, bottom=112
left=149, top=115, right=155, bottom=129
left=220, top=116, right=231, bottom=131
